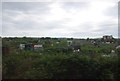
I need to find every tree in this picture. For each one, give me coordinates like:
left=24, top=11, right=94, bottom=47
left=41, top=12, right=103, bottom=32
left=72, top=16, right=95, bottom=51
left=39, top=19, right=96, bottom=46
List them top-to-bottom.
left=87, top=38, right=89, bottom=41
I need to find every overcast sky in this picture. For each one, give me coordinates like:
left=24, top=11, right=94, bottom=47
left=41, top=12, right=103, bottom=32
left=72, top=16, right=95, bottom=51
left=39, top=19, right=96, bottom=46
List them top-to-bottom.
left=2, top=0, right=119, bottom=38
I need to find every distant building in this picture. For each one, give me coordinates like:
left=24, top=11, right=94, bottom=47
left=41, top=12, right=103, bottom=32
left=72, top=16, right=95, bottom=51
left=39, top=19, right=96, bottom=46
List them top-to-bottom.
left=103, top=35, right=113, bottom=40
left=58, top=38, right=67, bottom=40
left=67, top=40, right=73, bottom=46
left=56, top=42, right=60, bottom=44
left=106, top=42, right=111, bottom=44
left=19, top=43, right=42, bottom=50
left=24, top=43, right=34, bottom=50
left=20, top=44, right=25, bottom=50
left=34, top=45, right=43, bottom=49
left=73, top=45, right=81, bottom=53
left=116, top=45, right=120, bottom=49
left=111, top=50, right=115, bottom=54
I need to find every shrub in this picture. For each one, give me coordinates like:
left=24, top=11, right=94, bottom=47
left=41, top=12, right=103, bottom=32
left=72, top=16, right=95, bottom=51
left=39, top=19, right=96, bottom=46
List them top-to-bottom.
left=3, top=53, right=118, bottom=80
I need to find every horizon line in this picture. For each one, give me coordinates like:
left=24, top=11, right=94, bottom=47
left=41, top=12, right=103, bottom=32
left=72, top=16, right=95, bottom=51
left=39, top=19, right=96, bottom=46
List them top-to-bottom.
left=1, top=36, right=119, bottom=39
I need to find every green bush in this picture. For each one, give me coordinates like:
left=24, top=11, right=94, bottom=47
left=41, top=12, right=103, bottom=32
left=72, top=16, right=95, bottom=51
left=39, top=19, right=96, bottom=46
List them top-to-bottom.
left=81, top=45, right=115, bottom=54
left=44, top=47, right=73, bottom=54
left=3, top=53, right=118, bottom=80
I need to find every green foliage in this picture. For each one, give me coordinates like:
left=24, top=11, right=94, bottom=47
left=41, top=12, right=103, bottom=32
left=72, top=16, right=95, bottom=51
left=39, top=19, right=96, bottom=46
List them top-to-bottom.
left=2, top=37, right=119, bottom=80
left=81, top=45, right=115, bottom=54
left=44, top=46, right=73, bottom=54
left=3, top=53, right=118, bottom=80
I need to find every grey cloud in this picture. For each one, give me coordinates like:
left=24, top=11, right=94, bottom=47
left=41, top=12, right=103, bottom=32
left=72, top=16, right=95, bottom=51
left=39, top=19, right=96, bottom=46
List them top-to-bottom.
left=2, top=1, right=118, bottom=38
left=2, top=2, right=51, bottom=14
left=60, top=2, right=90, bottom=12
left=62, top=2, right=89, bottom=9
left=104, top=4, right=118, bottom=18
left=2, top=14, right=66, bottom=34
left=70, top=20, right=118, bottom=38
left=94, top=22, right=118, bottom=37
left=71, top=32, right=104, bottom=38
